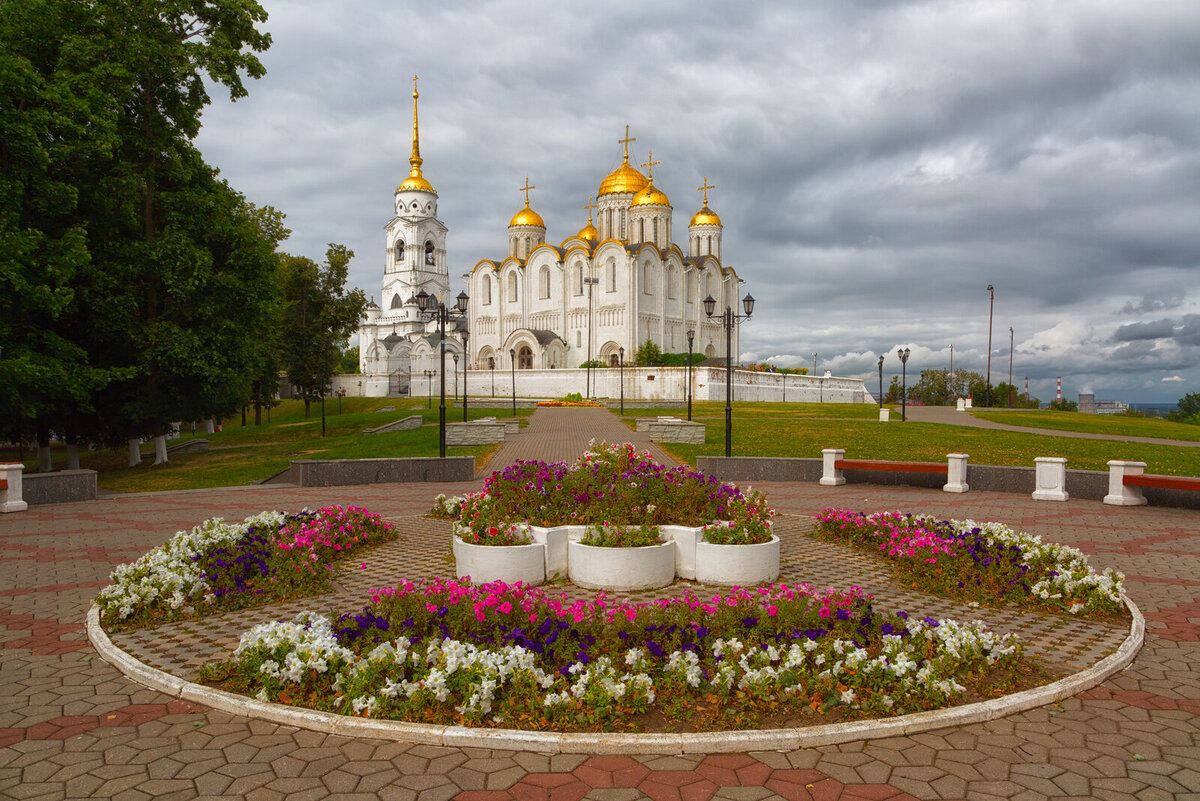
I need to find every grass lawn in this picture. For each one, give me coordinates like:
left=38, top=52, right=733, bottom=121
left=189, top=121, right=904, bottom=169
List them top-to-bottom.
left=1, top=397, right=530, bottom=493
left=619, top=401, right=891, bottom=420
left=650, top=405, right=1200, bottom=476
left=969, top=409, right=1200, bottom=442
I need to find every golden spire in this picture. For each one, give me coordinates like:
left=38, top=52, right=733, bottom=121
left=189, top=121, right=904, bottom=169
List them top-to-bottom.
left=397, top=75, right=435, bottom=193
left=618, top=125, right=636, bottom=163
left=510, top=176, right=545, bottom=227
left=519, top=176, right=536, bottom=206
left=697, top=176, right=716, bottom=206
left=690, top=177, right=721, bottom=226
left=583, top=196, right=596, bottom=222
left=577, top=197, right=598, bottom=242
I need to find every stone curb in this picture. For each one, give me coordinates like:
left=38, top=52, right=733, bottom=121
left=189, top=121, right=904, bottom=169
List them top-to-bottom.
left=87, top=596, right=1143, bottom=754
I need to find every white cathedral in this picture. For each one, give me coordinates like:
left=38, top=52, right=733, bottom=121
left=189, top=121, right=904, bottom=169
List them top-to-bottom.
left=358, top=80, right=746, bottom=396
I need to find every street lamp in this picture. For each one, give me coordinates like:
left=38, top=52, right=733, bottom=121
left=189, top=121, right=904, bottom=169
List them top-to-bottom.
left=584, top=276, right=599, bottom=398
left=985, top=284, right=994, bottom=408
left=416, top=288, right=469, bottom=458
left=703, top=291, right=755, bottom=458
left=1008, top=326, right=1013, bottom=408
left=686, top=328, right=695, bottom=420
left=462, top=329, right=470, bottom=421
left=618, top=346, right=625, bottom=414
left=509, top=347, right=516, bottom=417
left=897, top=347, right=910, bottom=421
left=452, top=353, right=459, bottom=409
left=877, top=355, right=884, bottom=409
left=424, top=370, right=434, bottom=408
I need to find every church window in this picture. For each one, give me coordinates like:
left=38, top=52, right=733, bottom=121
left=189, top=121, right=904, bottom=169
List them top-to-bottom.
left=606, top=209, right=613, bottom=238
left=620, top=210, right=626, bottom=240
left=652, top=218, right=658, bottom=243
left=638, top=219, right=645, bottom=242
left=706, top=236, right=712, bottom=256
left=394, top=240, right=405, bottom=266
left=425, top=241, right=435, bottom=265
left=606, top=260, right=615, bottom=292
left=575, top=263, right=583, bottom=296
left=643, top=263, right=654, bottom=294
left=539, top=266, right=550, bottom=299
left=667, top=266, right=677, bottom=299
left=508, top=272, right=518, bottom=302
left=687, top=273, right=695, bottom=302
left=483, top=275, right=492, bottom=305
left=390, top=294, right=403, bottom=309
left=576, top=331, right=581, bottom=348
left=518, top=346, right=533, bottom=369
left=610, top=353, right=619, bottom=367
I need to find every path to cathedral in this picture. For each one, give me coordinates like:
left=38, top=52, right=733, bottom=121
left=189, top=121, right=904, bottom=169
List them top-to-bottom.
left=2, top=408, right=1198, bottom=800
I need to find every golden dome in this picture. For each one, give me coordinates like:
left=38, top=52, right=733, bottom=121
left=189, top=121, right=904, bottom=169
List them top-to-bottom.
left=598, top=160, right=649, bottom=196
left=397, top=172, right=435, bottom=193
left=632, top=182, right=670, bottom=207
left=509, top=201, right=545, bottom=228
left=690, top=205, right=722, bottom=226
left=577, top=222, right=598, bottom=241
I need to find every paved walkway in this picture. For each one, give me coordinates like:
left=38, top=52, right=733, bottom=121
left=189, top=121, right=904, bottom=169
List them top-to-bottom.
left=905, top=406, right=1200, bottom=448
left=1, top=407, right=1198, bottom=800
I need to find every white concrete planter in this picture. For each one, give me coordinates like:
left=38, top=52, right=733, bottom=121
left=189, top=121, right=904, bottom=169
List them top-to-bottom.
left=526, top=525, right=587, bottom=580
left=451, top=533, right=545, bottom=586
left=695, top=535, right=781, bottom=586
left=568, top=540, right=675, bottom=591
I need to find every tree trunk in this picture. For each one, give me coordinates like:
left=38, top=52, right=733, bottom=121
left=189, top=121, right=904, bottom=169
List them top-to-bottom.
left=304, top=398, right=310, bottom=418
left=205, top=418, right=215, bottom=434
left=36, top=422, right=52, bottom=472
left=65, top=426, right=80, bottom=471
left=153, top=435, right=168, bottom=465
left=128, top=439, right=142, bottom=467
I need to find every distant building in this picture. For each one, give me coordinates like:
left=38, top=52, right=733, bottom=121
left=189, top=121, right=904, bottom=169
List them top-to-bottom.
left=1078, top=393, right=1129, bottom=415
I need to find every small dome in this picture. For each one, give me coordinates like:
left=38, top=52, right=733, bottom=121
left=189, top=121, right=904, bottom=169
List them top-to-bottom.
left=598, top=160, right=649, bottom=196
left=397, top=173, right=435, bottom=193
left=632, top=182, right=671, bottom=207
left=509, top=202, right=545, bottom=228
left=690, top=205, right=722, bottom=226
left=577, top=221, right=598, bottom=242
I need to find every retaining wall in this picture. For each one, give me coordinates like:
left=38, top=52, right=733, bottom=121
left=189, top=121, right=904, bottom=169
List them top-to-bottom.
left=268, top=457, right=475, bottom=487
left=22, top=470, right=98, bottom=505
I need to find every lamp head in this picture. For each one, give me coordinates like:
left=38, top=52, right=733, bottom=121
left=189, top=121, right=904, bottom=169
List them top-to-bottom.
left=987, top=284, right=993, bottom=292
left=416, top=288, right=430, bottom=311
left=456, top=290, right=468, bottom=312
left=742, top=293, right=755, bottom=317
left=702, top=295, right=716, bottom=317
left=686, top=328, right=694, bottom=341
left=878, top=355, right=884, bottom=368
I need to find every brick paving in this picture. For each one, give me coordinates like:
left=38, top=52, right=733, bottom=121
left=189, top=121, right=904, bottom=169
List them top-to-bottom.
left=1, top=407, right=1197, bottom=800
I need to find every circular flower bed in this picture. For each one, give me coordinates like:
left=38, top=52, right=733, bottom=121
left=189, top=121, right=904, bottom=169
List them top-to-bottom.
left=201, top=578, right=1026, bottom=731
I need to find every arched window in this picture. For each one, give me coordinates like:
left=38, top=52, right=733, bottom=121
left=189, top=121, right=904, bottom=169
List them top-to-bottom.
left=620, top=210, right=626, bottom=240
left=652, top=218, right=658, bottom=244
left=638, top=219, right=645, bottom=242
left=706, top=236, right=712, bottom=256
left=394, top=240, right=405, bottom=265
left=425, top=241, right=435, bottom=265
left=606, top=259, right=616, bottom=292
left=575, top=263, right=583, bottom=296
left=643, top=263, right=654, bottom=294
left=539, top=265, right=550, bottom=299
left=667, top=266, right=677, bottom=299
left=508, top=272, right=518, bottom=302
left=687, top=273, right=695, bottom=302
left=483, top=274, right=492, bottom=305
left=390, top=294, right=403, bottom=309
left=518, top=346, right=533, bottom=369
left=609, top=353, right=620, bottom=367
left=487, top=356, right=495, bottom=369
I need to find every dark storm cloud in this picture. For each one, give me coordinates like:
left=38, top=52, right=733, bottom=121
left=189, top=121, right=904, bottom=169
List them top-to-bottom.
left=194, top=0, right=1200, bottom=403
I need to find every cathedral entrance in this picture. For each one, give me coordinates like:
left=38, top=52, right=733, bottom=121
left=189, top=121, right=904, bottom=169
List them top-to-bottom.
left=517, top=346, right=533, bottom=369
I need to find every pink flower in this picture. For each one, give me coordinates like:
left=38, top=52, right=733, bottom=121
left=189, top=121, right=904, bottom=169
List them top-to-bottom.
left=498, top=601, right=513, bottom=614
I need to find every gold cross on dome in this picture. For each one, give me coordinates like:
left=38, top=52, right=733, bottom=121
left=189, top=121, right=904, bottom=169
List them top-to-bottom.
left=618, top=125, right=636, bottom=161
left=641, top=152, right=661, bottom=180
left=519, top=176, right=536, bottom=205
left=696, top=176, right=716, bottom=206
left=582, top=196, right=597, bottom=220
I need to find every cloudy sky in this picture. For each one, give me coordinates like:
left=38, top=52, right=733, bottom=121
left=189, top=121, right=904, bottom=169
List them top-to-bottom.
left=194, top=0, right=1200, bottom=404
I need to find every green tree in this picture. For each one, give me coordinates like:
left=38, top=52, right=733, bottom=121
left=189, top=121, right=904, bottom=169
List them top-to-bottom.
left=278, top=245, right=366, bottom=416
left=635, top=339, right=664, bottom=366
left=337, top=346, right=360, bottom=375
left=1168, top=392, right=1200, bottom=424
left=1049, top=398, right=1078, bottom=412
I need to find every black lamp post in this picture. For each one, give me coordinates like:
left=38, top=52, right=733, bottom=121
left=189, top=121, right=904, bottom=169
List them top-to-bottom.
left=985, top=284, right=994, bottom=407
left=416, top=288, right=469, bottom=458
left=703, top=291, right=755, bottom=458
left=686, top=328, right=695, bottom=421
left=462, top=329, right=470, bottom=421
left=618, top=346, right=625, bottom=414
left=509, top=347, right=516, bottom=417
left=898, top=347, right=910, bottom=421
left=877, top=355, right=884, bottom=409
left=490, top=359, right=495, bottom=397
left=424, top=370, right=433, bottom=408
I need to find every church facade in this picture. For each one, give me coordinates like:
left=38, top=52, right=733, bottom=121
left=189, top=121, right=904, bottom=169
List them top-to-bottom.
left=358, top=83, right=746, bottom=396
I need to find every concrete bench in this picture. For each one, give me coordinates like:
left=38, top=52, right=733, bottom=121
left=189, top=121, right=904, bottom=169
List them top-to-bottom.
left=364, top=415, right=423, bottom=434
left=635, top=416, right=682, bottom=433
left=647, top=419, right=705, bottom=444
left=446, top=421, right=508, bottom=446
left=820, top=449, right=968, bottom=493
left=1105, top=460, right=1200, bottom=506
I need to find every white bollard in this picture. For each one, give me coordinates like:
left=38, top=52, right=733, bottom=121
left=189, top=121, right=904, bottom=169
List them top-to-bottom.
left=965, top=397, right=973, bottom=409
left=956, top=398, right=966, bottom=412
left=879, top=408, right=890, bottom=422
left=820, top=449, right=846, bottom=486
left=944, top=453, right=969, bottom=493
left=1032, top=457, right=1070, bottom=502
left=1104, top=461, right=1148, bottom=506
left=0, top=463, right=28, bottom=513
